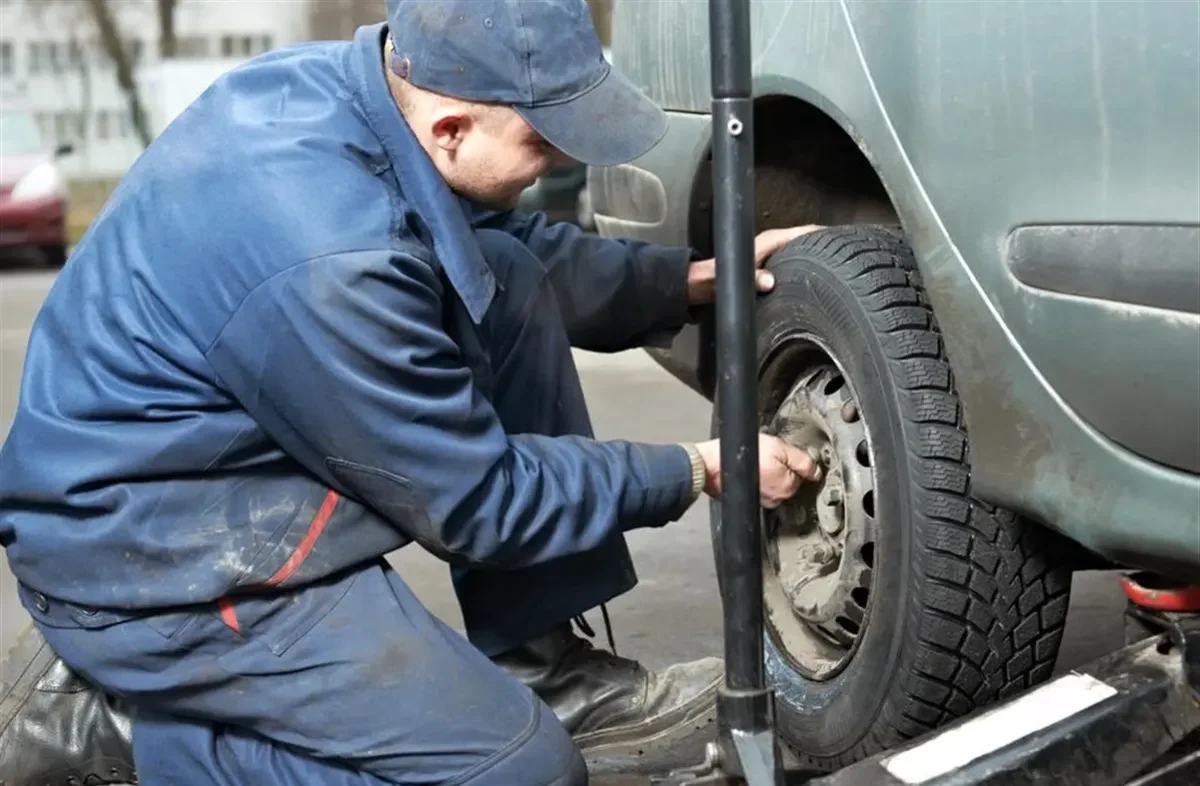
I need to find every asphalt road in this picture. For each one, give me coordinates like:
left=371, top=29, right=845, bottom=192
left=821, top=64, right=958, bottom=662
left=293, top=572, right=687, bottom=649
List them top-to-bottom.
left=0, top=269, right=1127, bottom=782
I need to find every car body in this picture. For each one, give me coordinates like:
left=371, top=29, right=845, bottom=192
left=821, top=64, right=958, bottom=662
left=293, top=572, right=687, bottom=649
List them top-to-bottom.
left=589, top=0, right=1200, bottom=580
left=0, top=103, right=72, bottom=266
left=517, top=162, right=594, bottom=229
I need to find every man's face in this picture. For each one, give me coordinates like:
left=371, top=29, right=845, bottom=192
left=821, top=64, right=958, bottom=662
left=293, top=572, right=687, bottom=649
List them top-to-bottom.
left=386, top=51, right=576, bottom=210
left=433, top=106, right=574, bottom=210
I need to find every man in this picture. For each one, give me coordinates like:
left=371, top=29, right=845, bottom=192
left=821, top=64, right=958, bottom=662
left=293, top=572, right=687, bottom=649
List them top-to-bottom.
left=0, top=2, right=821, bottom=784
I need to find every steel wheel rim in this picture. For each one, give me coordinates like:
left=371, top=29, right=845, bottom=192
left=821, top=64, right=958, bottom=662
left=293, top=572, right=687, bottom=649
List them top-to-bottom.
left=759, top=334, right=880, bottom=681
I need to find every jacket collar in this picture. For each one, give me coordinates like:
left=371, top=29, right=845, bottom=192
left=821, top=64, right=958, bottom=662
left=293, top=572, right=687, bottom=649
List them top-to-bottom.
left=348, top=22, right=495, bottom=324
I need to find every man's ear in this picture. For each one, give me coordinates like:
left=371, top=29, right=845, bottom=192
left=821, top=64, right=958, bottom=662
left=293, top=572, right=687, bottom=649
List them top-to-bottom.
left=430, top=109, right=472, bottom=152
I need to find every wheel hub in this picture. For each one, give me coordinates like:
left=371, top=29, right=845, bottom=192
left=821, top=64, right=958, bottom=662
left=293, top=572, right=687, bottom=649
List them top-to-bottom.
left=762, top=362, right=878, bottom=680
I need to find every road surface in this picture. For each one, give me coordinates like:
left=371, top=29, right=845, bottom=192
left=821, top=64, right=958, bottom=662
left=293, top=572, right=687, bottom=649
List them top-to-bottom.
left=0, top=269, right=1127, bottom=782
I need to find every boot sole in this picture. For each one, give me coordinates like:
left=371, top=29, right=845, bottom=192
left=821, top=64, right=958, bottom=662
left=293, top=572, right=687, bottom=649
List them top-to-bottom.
left=575, top=674, right=721, bottom=777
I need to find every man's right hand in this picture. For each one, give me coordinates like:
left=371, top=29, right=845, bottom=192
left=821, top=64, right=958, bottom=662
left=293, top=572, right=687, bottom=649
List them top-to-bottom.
left=694, top=434, right=822, bottom=509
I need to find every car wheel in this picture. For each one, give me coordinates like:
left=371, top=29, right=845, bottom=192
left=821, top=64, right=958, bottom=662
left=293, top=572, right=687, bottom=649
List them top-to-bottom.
left=708, top=225, right=1073, bottom=770
left=39, top=243, right=67, bottom=268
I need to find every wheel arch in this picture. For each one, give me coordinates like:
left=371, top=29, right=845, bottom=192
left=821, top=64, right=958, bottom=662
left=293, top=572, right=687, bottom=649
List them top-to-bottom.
left=680, top=88, right=905, bottom=401
left=685, top=89, right=900, bottom=260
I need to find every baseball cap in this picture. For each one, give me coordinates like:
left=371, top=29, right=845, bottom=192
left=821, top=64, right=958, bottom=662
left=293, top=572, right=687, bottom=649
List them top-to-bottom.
left=385, top=0, right=668, bottom=167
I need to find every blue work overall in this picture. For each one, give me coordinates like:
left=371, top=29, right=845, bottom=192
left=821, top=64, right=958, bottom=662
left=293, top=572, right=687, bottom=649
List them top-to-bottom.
left=1, top=22, right=698, bottom=786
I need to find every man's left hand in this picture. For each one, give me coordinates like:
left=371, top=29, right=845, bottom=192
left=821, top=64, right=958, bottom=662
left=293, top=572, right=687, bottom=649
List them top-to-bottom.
left=686, top=225, right=823, bottom=305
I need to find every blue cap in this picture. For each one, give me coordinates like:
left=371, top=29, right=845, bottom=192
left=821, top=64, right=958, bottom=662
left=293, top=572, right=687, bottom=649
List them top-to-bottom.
left=385, top=0, right=667, bottom=167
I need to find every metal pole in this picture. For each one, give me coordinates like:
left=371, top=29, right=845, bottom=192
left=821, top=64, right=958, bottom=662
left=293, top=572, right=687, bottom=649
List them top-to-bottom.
left=709, top=0, right=780, bottom=783
left=711, top=0, right=760, bottom=696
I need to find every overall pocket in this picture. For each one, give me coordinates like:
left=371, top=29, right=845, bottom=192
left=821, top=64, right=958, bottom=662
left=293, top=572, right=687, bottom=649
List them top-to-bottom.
left=222, top=568, right=362, bottom=658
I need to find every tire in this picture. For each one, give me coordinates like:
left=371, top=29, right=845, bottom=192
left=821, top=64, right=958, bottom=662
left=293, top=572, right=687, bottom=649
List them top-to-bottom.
left=709, top=225, right=1073, bottom=770
left=39, top=243, right=68, bottom=268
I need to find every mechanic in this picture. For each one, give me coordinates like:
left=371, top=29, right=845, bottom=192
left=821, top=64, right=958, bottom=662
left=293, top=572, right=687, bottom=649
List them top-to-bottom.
left=0, top=2, right=821, bottom=785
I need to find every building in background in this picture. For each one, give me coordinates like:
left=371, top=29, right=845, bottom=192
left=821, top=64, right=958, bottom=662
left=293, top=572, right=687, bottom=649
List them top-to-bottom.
left=0, top=0, right=611, bottom=184
left=0, top=0, right=384, bottom=181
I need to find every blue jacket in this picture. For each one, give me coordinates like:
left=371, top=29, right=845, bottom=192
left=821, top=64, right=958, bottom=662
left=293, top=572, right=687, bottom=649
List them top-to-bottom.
left=0, top=23, right=697, bottom=611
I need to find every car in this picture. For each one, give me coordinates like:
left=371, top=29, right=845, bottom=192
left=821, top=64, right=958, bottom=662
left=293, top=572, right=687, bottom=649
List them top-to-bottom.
left=588, top=0, right=1200, bottom=773
left=0, top=103, right=73, bottom=267
left=517, top=161, right=594, bottom=230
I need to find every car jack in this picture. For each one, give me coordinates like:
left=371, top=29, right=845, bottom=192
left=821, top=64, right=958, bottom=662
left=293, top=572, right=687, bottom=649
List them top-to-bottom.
left=652, top=733, right=783, bottom=786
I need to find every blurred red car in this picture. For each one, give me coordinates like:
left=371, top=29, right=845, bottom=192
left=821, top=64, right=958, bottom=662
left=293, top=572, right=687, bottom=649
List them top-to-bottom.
left=0, top=105, right=73, bottom=267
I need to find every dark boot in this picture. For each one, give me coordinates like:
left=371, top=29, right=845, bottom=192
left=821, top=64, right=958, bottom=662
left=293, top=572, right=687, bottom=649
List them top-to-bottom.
left=492, top=623, right=724, bottom=777
left=0, top=624, right=136, bottom=786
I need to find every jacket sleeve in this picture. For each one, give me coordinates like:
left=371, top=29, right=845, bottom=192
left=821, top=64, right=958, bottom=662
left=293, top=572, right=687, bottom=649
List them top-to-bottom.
left=470, top=208, right=698, bottom=352
left=203, top=247, right=696, bottom=568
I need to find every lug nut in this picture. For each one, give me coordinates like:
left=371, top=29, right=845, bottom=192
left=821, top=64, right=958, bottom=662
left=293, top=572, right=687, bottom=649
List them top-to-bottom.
left=841, top=401, right=859, bottom=422
left=801, top=542, right=837, bottom=565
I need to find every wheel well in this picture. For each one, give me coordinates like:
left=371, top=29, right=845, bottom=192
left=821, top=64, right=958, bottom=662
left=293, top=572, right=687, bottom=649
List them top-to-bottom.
left=687, top=95, right=898, bottom=258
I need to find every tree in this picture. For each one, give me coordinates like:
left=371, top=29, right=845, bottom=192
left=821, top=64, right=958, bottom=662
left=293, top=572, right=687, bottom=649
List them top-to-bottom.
left=30, top=0, right=178, bottom=149
left=83, top=0, right=177, bottom=148
left=155, top=0, right=177, bottom=59
left=306, top=0, right=385, bottom=42
left=586, top=0, right=613, bottom=47
left=304, top=1, right=611, bottom=45
left=26, top=2, right=94, bottom=161
left=65, top=32, right=94, bottom=165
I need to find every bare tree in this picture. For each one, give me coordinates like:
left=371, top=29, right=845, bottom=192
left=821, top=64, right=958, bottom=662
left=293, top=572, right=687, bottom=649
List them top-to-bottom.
left=30, top=0, right=179, bottom=149
left=84, top=0, right=153, bottom=147
left=156, top=0, right=178, bottom=59
left=303, top=0, right=610, bottom=48
left=306, top=0, right=386, bottom=42
left=586, top=0, right=613, bottom=47
left=26, top=2, right=94, bottom=159
left=67, top=34, right=94, bottom=165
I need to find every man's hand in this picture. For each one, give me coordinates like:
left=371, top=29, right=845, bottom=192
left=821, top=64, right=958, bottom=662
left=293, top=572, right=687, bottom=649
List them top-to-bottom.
left=686, top=225, right=823, bottom=305
left=694, top=434, right=822, bottom=509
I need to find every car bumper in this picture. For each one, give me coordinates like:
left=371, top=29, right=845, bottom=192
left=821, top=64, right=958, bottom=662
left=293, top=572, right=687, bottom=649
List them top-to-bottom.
left=0, top=195, right=67, bottom=248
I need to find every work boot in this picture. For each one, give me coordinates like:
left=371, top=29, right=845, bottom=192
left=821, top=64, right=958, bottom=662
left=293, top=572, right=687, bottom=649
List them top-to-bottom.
left=492, top=622, right=724, bottom=777
left=0, top=623, right=136, bottom=786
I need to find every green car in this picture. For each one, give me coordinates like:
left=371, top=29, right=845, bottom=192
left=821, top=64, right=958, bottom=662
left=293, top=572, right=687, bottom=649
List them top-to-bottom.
left=588, top=0, right=1200, bottom=772
left=518, top=162, right=594, bottom=229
